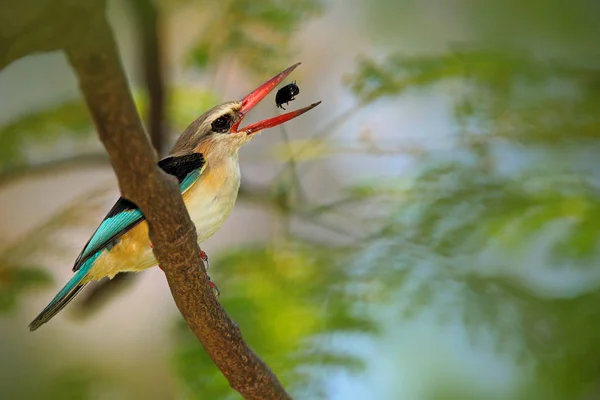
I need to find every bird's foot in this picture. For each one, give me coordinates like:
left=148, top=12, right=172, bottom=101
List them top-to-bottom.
left=151, top=242, right=211, bottom=269
left=152, top=243, right=219, bottom=298
left=200, top=250, right=210, bottom=270
left=200, top=250, right=219, bottom=297
left=156, top=265, right=220, bottom=298
left=208, top=279, right=220, bottom=298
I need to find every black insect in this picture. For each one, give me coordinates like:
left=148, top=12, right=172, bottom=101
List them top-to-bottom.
left=275, top=81, right=300, bottom=110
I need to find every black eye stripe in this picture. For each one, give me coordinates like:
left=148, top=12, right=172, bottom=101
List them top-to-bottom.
left=211, top=114, right=233, bottom=133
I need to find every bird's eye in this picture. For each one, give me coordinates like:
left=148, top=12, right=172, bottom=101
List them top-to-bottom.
left=211, top=114, right=233, bottom=133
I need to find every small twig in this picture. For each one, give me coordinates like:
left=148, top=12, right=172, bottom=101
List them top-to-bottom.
left=274, top=104, right=362, bottom=184
left=277, top=112, right=307, bottom=204
left=0, top=153, right=110, bottom=186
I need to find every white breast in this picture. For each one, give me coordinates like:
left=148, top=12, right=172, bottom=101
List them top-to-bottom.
left=184, top=156, right=241, bottom=243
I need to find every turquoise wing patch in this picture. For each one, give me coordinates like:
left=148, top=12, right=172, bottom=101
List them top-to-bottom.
left=72, top=153, right=206, bottom=272
left=180, top=169, right=200, bottom=193
left=79, top=208, right=144, bottom=262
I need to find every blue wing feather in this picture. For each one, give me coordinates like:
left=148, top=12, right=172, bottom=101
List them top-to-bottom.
left=72, top=153, right=205, bottom=272
left=180, top=169, right=201, bottom=192
left=77, top=208, right=144, bottom=264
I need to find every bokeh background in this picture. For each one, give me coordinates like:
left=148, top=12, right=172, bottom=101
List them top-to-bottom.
left=1, top=0, right=599, bottom=399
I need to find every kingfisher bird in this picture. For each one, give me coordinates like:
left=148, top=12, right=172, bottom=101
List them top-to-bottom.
left=29, top=62, right=320, bottom=331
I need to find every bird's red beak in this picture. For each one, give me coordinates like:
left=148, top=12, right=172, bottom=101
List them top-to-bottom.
left=231, top=62, right=321, bottom=135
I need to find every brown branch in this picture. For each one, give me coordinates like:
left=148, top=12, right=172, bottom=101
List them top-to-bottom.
left=0, top=0, right=291, bottom=398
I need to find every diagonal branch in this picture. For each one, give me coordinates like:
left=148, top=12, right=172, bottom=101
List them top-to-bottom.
left=0, top=0, right=291, bottom=398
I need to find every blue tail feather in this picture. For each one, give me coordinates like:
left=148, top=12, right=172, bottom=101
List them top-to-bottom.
left=29, top=255, right=98, bottom=331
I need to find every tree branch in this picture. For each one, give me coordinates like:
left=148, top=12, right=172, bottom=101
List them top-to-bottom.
left=0, top=0, right=291, bottom=398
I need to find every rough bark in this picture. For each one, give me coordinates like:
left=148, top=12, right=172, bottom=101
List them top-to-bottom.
left=0, top=1, right=291, bottom=398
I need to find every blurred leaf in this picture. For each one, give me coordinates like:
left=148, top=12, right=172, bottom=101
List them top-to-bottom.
left=185, top=0, right=324, bottom=76
left=360, top=0, right=600, bottom=55
left=345, top=42, right=600, bottom=398
left=189, top=44, right=211, bottom=68
left=346, top=50, right=600, bottom=148
left=165, top=86, right=219, bottom=130
left=0, top=265, right=51, bottom=313
left=0, top=363, right=110, bottom=400
left=44, top=367, right=98, bottom=400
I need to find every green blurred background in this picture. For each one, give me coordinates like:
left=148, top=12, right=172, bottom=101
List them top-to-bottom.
left=1, top=0, right=599, bottom=399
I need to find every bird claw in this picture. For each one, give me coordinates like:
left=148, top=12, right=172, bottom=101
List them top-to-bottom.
left=151, top=243, right=211, bottom=271
left=153, top=244, right=219, bottom=298
left=200, top=250, right=210, bottom=270
left=201, top=251, right=220, bottom=298
left=157, top=266, right=220, bottom=298
left=208, top=279, right=220, bottom=298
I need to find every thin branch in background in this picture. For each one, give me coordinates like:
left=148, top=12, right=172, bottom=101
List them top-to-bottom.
left=129, top=0, right=166, bottom=155
left=274, top=104, right=363, bottom=184
left=309, top=104, right=364, bottom=144
left=276, top=112, right=307, bottom=237
left=278, top=116, right=306, bottom=200
left=0, top=153, right=109, bottom=186
left=0, top=184, right=114, bottom=262
left=298, top=196, right=366, bottom=218
left=304, top=217, right=363, bottom=240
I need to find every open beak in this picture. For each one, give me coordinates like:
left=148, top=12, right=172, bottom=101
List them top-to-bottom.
left=231, top=62, right=321, bottom=135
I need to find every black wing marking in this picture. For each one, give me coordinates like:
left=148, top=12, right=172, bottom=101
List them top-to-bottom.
left=72, top=153, right=206, bottom=272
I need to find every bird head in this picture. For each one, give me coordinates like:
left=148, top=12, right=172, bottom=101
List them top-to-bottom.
left=170, top=63, right=320, bottom=163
